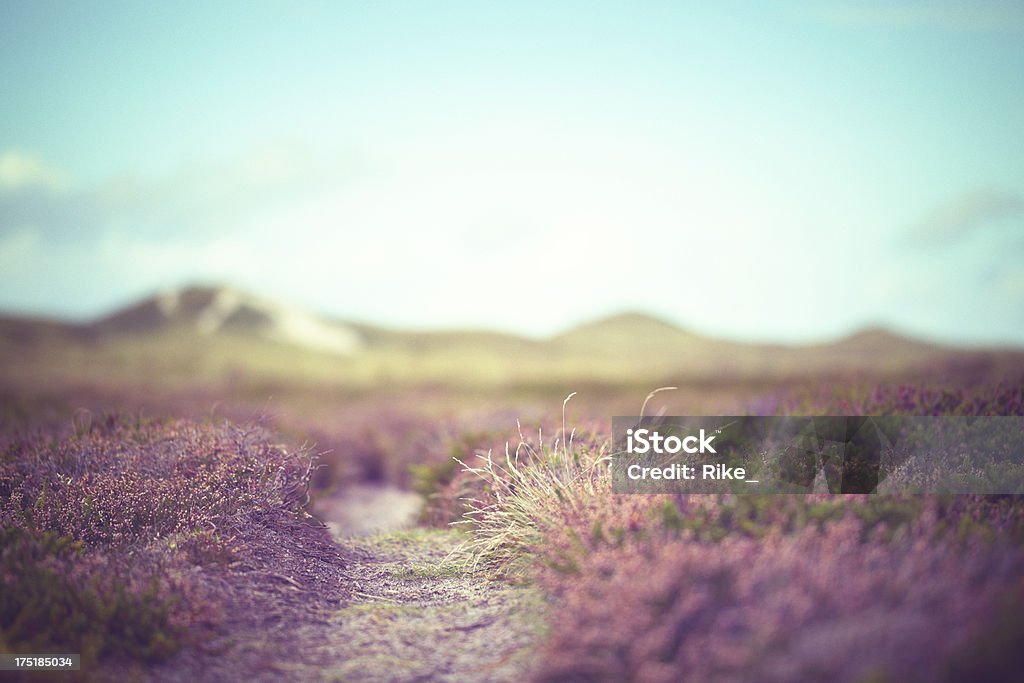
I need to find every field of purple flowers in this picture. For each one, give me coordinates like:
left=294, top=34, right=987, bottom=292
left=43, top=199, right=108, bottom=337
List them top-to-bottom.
left=2, top=373, right=1023, bottom=681
left=443, top=380, right=1024, bottom=682
left=0, top=414, right=338, bottom=677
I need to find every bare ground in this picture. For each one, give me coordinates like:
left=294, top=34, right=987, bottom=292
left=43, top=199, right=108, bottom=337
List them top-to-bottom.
left=313, top=484, right=424, bottom=538
left=109, top=488, right=544, bottom=683
left=320, top=528, right=545, bottom=682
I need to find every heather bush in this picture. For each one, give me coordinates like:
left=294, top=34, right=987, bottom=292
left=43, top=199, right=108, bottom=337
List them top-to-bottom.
left=764, top=378, right=1024, bottom=417
left=746, top=380, right=1024, bottom=494
left=455, top=382, right=1024, bottom=681
left=306, top=408, right=519, bottom=496
left=0, top=414, right=315, bottom=669
left=2, top=414, right=312, bottom=542
left=412, top=428, right=503, bottom=526
left=531, top=491, right=1024, bottom=681
left=535, top=512, right=1024, bottom=683
left=0, top=526, right=181, bottom=664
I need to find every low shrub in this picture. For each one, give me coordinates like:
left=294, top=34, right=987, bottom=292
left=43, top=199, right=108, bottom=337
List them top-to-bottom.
left=765, top=378, right=1024, bottom=417
left=455, top=382, right=1024, bottom=681
left=0, top=413, right=315, bottom=670
left=535, top=512, right=1024, bottom=683
left=0, top=526, right=180, bottom=664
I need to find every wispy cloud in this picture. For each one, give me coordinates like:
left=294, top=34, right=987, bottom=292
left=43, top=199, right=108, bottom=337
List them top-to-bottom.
left=0, top=142, right=367, bottom=320
left=0, top=143, right=354, bottom=244
left=0, top=150, right=67, bottom=192
left=883, top=189, right=1024, bottom=339
left=907, top=189, right=1024, bottom=247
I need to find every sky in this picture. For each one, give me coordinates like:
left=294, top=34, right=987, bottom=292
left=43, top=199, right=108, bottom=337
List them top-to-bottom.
left=1, top=0, right=1023, bottom=344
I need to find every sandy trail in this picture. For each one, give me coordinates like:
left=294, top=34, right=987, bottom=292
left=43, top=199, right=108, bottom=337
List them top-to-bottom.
left=313, top=484, right=423, bottom=538
left=142, top=485, right=542, bottom=683
left=308, top=485, right=544, bottom=682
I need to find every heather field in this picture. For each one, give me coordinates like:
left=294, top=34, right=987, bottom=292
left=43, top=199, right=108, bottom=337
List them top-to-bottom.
left=4, top=2, right=1024, bottom=679
left=2, top=356, right=1024, bottom=681
left=437, top=381, right=1024, bottom=682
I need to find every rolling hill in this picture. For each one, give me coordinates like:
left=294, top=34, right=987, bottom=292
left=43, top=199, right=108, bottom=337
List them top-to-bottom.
left=0, top=284, right=1020, bottom=392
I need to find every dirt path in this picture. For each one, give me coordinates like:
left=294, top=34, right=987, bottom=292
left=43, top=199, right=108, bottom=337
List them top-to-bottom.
left=313, top=484, right=423, bottom=538
left=299, top=485, right=544, bottom=683
left=142, top=486, right=543, bottom=683
left=308, top=487, right=545, bottom=682
left=320, top=528, right=544, bottom=682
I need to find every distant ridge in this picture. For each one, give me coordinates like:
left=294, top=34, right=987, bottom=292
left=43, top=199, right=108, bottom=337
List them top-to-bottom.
left=2, top=284, right=1020, bottom=387
left=0, top=286, right=968, bottom=352
left=555, top=310, right=717, bottom=341
left=557, top=311, right=694, bottom=336
left=828, top=326, right=942, bottom=352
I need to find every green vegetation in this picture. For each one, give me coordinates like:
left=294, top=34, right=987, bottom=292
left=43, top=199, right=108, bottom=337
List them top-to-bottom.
left=0, top=414, right=318, bottom=674
left=0, top=527, right=180, bottom=666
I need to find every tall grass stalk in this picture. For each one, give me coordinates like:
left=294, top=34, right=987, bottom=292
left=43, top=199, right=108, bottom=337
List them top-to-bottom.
left=451, top=395, right=611, bottom=575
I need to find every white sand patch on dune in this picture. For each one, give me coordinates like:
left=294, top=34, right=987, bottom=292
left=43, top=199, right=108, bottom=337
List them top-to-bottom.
left=186, top=286, right=363, bottom=355
left=196, top=287, right=242, bottom=335
left=156, top=289, right=180, bottom=317
left=265, top=306, right=363, bottom=356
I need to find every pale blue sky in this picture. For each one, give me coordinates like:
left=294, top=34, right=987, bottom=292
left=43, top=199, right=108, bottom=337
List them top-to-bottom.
left=1, top=1, right=1022, bottom=344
